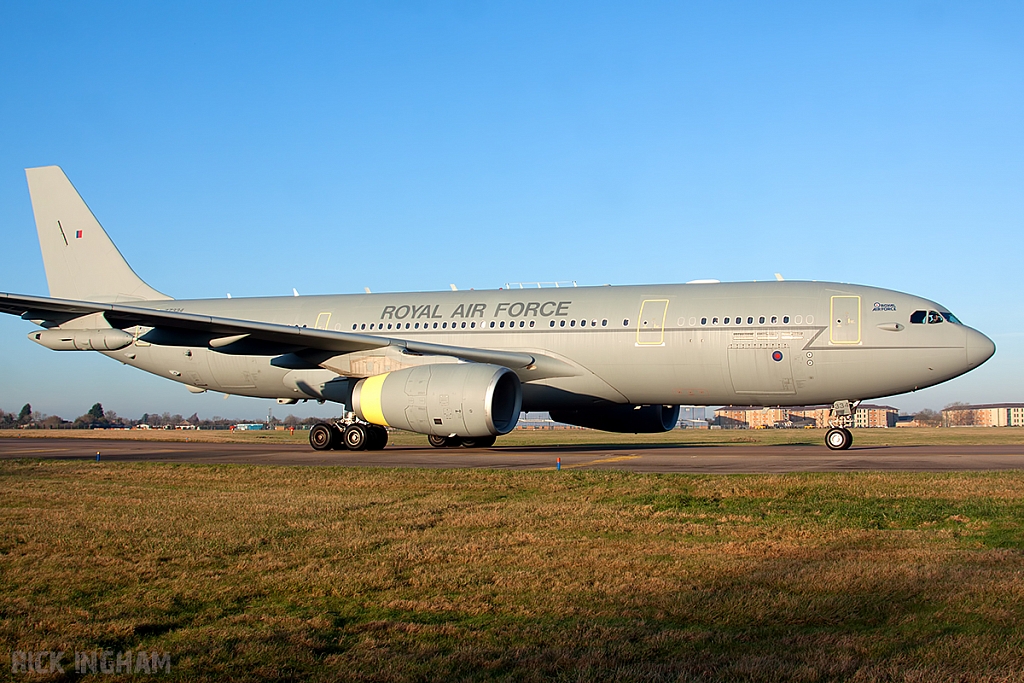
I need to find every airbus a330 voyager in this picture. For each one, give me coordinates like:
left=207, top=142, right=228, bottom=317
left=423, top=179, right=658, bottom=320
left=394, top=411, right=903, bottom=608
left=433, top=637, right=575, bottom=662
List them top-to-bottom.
left=0, top=167, right=996, bottom=451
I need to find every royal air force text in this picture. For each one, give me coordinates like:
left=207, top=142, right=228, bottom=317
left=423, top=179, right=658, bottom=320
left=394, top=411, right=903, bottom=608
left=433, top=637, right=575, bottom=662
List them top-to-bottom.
left=380, top=301, right=571, bottom=321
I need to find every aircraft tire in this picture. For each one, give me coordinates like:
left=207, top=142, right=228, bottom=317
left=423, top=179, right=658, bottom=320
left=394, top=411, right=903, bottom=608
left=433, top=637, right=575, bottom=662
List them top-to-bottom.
left=309, top=423, right=335, bottom=451
left=344, top=424, right=369, bottom=451
left=367, top=426, right=389, bottom=450
left=825, top=427, right=852, bottom=451
left=427, top=434, right=448, bottom=448
left=461, top=435, right=496, bottom=448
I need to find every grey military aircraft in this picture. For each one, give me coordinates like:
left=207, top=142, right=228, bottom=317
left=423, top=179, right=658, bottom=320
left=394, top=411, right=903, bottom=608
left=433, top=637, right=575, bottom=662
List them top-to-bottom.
left=0, top=167, right=996, bottom=451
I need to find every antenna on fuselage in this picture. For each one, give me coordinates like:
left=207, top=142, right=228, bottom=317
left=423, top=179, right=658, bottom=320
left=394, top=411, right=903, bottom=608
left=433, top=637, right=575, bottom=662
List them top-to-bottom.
left=774, top=273, right=784, bottom=281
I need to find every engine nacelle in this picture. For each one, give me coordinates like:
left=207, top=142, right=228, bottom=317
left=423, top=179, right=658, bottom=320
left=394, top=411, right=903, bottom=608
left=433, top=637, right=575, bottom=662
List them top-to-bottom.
left=29, top=328, right=134, bottom=351
left=351, top=363, right=522, bottom=437
left=549, top=404, right=680, bottom=433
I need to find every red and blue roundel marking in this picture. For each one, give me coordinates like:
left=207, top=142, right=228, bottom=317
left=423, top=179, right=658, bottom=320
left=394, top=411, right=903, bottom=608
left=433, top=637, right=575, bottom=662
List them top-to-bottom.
left=771, top=350, right=784, bottom=362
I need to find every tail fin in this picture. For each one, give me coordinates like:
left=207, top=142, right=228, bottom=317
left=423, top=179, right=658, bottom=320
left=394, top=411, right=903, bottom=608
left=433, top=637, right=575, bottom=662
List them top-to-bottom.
left=25, top=166, right=170, bottom=302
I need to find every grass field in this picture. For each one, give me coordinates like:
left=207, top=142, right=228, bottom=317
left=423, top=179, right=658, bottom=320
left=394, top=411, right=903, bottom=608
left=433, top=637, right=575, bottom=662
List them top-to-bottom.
left=3, top=426, right=1024, bottom=449
left=3, top=461, right=1024, bottom=681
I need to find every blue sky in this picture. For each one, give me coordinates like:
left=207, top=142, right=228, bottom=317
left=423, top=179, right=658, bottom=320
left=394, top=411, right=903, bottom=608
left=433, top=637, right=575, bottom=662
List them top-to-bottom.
left=1, top=2, right=1021, bottom=420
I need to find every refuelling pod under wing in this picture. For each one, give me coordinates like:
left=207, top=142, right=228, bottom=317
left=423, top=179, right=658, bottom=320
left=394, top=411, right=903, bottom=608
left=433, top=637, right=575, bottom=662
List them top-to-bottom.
left=29, top=328, right=134, bottom=351
left=351, top=363, right=522, bottom=438
left=549, top=404, right=680, bottom=433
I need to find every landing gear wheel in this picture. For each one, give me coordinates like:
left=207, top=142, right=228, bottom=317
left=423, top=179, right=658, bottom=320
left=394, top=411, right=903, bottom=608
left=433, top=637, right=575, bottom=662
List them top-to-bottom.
left=309, top=423, right=336, bottom=451
left=344, top=423, right=369, bottom=451
left=366, top=426, right=389, bottom=451
left=825, top=427, right=853, bottom=451
left=428, top=434, right=462, bottom=448
left=461, top=435, right=496, bottom=448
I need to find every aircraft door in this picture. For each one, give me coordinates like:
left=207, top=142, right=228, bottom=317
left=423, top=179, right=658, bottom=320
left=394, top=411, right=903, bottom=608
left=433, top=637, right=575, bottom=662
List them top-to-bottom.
left=830, top=296, right=861, bottom=344
left=636, top=299, right=669, bottom=345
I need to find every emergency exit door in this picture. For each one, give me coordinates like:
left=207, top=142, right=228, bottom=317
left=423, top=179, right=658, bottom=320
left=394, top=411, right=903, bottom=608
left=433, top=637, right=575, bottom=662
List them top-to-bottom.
left=830, top=296, right=861, bottom=344
left=637, top=299, right=669, bottom=345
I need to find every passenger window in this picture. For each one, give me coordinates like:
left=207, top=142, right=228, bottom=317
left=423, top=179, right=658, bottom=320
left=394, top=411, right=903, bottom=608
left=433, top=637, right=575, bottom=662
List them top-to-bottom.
left=910, top=310, right=927, bottom=324
left=927, top=311, right=944, bottom=324
left=758, top=316, right=765, bottom=324
left=771, top=316, right=777, bottom=324
left=783, top=316, right=790, bottom=324
left=701, top=317, right=707, bottom=325
left=712, top=317, right=719, bottom=325
left=724, top=317, right=731, bottom=324
left=747, top=317, right=753, bottom=324
left=580, top=319, right=586, bottom=327
left=592, top=319, right=598, bottom=326
left=602, top=319, right=608, bottom=326
left=623, top=319, right=629, bottom=326
left=519, top=320, right=525, bottom=328
left=550, top=320, right=555, bottom=327
left=560, top=320, right=566, bottom=327
left=570, top=320, right=576, bottom=327
left=489, top=321, right=495, bottom=328
left=500, top=321, right=505, bottom=328
left=530, top=321, right=535, bottom=328
left=432, top=322, right=438, bottom=329
left=442, top=322, right=447, bottom=329
left=471, top=322, right=476, bottom=329
left=360, top=323, right=366, bottom=330
left=387, top=323, right=393, bottom=330
left=406, top=323, right=411, bottom=329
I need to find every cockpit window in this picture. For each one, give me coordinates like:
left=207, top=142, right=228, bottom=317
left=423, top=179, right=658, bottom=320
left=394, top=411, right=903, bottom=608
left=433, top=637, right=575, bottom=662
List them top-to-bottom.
left=910, top=310, right=927, bottom=324
left=927, top=311, right=944, bottom=324
left=941, top=311, right=962, bottom=324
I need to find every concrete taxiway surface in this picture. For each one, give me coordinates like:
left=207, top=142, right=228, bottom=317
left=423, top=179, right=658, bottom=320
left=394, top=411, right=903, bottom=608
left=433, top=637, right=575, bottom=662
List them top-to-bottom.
left=2, top=438, right=1023, bottom=472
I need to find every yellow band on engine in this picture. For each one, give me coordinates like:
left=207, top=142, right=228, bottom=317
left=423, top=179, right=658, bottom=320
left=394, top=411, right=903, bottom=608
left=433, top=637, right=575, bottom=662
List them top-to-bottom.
left=359, top=372, right=390, bottom=427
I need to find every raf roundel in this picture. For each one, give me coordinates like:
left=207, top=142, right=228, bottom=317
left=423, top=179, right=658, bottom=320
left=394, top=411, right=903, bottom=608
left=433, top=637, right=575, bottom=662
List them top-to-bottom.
left=771, top=350, right=784, bottom=362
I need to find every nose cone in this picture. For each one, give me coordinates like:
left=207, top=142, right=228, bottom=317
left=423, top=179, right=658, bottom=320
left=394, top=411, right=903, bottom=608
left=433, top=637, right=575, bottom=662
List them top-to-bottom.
left=966, top=328, right=996, bottom=368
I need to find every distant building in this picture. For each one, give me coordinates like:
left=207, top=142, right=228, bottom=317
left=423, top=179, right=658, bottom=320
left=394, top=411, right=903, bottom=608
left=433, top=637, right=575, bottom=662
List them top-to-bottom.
left=713, top=404, right=898, bottom=429
left=942, top=404, right=1024, bottom=427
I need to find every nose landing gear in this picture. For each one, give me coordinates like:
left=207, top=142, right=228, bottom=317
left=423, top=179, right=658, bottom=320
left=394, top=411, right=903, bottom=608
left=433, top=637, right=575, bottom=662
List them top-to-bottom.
left=825, top=399, right=858, bottom=450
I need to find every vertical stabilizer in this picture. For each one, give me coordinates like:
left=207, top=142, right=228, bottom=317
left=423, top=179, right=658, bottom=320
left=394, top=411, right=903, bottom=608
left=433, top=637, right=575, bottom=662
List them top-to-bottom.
left=25, top=166, right=170, bottom=302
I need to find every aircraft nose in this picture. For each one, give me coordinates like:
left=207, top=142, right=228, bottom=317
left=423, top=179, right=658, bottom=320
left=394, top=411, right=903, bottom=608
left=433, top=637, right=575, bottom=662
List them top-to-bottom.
left=966, top=327, right=996, bottom=368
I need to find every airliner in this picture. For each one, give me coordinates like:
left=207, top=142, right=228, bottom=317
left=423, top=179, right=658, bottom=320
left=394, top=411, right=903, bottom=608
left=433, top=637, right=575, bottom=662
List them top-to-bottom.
left=0, top=167, right=995, bottom=451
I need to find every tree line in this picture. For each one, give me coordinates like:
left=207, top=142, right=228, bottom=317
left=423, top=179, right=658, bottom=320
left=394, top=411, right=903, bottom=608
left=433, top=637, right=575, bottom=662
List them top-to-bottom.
left=0, top=403, right=338, bottom=430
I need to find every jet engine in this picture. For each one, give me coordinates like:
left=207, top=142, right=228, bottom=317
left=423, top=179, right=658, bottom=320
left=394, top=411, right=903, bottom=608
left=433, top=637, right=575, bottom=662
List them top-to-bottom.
left=351, top=363, right=522, bottom=437
left=549, top=404, right=680, bottom=433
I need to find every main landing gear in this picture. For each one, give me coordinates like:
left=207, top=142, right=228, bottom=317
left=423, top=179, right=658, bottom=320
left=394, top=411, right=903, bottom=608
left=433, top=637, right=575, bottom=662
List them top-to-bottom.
left=824, top=399, right=859, bottom=451
left=309, top=414, right=388, bottom=451
left=428, top=434, right=498, bottom=449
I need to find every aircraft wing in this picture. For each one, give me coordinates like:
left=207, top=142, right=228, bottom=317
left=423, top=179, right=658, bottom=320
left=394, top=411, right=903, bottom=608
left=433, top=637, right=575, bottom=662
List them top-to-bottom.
left=0, top=292, right=538, bottom=369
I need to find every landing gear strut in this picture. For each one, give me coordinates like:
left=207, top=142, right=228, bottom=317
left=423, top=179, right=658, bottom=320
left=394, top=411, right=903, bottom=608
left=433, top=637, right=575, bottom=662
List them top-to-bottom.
left=825, top=400, right=858, bottom=451
left=309, top=413, right=388, bottom=451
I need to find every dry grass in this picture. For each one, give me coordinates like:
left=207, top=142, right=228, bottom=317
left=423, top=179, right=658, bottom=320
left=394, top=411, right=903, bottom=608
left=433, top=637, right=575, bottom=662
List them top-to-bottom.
left=3, top=426, right=1024, bottom=449
left=2, top=462, right=1024, bottom=681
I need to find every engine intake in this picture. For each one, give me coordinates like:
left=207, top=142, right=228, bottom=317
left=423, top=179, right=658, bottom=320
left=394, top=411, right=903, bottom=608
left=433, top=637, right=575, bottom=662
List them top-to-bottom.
left=351, top=363, right=522, bottom=437
left=549, top=404, right=680, bottom=433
